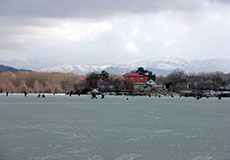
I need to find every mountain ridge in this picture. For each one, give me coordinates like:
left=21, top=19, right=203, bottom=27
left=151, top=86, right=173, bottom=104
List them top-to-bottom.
left=41, top=58, right=230, bottom=75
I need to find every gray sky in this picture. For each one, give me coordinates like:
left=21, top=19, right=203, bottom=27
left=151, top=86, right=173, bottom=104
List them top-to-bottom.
left=0, top=0, right=230, bottom=66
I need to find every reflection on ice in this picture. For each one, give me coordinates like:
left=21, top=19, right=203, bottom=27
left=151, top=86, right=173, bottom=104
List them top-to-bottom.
left=114, top=153, right=142, bottom=160
left=192, top=156, right=213, bottom=160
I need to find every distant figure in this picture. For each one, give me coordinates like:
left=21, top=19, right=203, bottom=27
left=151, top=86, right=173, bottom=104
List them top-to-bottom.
left=76, top=89, right=81, bottom=96
left=91, top=89, right=98, bottom=99
left=77, top=90, right=81, bottom=96
left=24, top=91, right=27, bottom=97
left=69, top=91, right=73, bottom=97
left=6, top=92, right=9, bottom=96
left=91, top=92, right=98, bottom=99
left=53, top=93, right=55, bottom=95
left=101, top=93, right=105, bottom=99
left=37, top=94, right=41, bottom=98
left=42, top=94, right=46, bottom=98
left=148, top=94, right=151, bottom=98
left=158, top=94, right=161, bottom=98
left=171, top=94, right=174, bottom=98
left=218, top=95, right=221, bottom=100
left=196, top=96, right=201, bottom=100
left=126, top=97, right=129, bottom=100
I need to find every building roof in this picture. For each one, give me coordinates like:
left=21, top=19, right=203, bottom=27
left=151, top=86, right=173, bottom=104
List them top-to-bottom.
left=123, top=73, right=146, bottom=77
left=146, top=79, right=157, bottom=86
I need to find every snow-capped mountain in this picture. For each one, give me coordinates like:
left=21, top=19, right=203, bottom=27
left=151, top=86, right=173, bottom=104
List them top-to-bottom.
left=41, top=58, right=230, bottom=75
left=41, top=64, right=113, bottom=75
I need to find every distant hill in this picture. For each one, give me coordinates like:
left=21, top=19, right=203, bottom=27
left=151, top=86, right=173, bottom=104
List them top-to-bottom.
left=0, top=64, right=32, bottom=73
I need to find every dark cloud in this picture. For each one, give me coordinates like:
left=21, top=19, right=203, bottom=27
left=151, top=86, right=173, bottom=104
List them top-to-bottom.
left=0, top=0, right=203, bottom=18
left=215, top=0, right=230, bottom=3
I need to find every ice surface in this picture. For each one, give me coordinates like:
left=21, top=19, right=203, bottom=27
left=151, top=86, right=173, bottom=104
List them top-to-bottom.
left=0, top=95, right=230, bottom=160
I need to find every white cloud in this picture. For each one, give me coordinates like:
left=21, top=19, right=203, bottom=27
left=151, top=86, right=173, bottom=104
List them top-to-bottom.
left=12, top=20, right=113, bottom=44
left=161, top=39, right=172, bottom=46
left=125, top=42, right=139, bottom=53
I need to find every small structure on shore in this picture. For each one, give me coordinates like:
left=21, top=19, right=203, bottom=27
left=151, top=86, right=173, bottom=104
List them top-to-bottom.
left=146, top=79, right=157, bottom=86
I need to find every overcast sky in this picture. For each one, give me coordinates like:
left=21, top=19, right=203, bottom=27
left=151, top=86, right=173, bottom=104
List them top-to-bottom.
left=0, top=0, right=230, bottom=66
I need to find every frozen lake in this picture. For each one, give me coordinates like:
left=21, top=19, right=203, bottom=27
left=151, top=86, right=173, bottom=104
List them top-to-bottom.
left=0, top=95, right=230, bottom=160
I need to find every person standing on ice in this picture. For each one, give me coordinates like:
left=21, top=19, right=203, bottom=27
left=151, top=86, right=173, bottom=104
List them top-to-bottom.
left=91, top=89, right=98, bottom=99
left=101, top=93, right=105, bottom=99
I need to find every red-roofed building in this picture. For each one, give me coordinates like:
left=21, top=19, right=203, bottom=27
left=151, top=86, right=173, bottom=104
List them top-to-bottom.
left=122, top=73, right=148, bottom=90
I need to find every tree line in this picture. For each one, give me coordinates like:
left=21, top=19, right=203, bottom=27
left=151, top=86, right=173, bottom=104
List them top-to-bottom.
left=0, top=69, right=230, bottom=94
left=156, top=69, right=230, bottom=91
left=0, top=71, right=122, bottom=94
left=0, top=72, right=84, bottom=93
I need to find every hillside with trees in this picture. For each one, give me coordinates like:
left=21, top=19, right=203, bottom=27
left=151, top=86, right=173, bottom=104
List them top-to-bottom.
left=0, top=64, right=32, bottom=73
